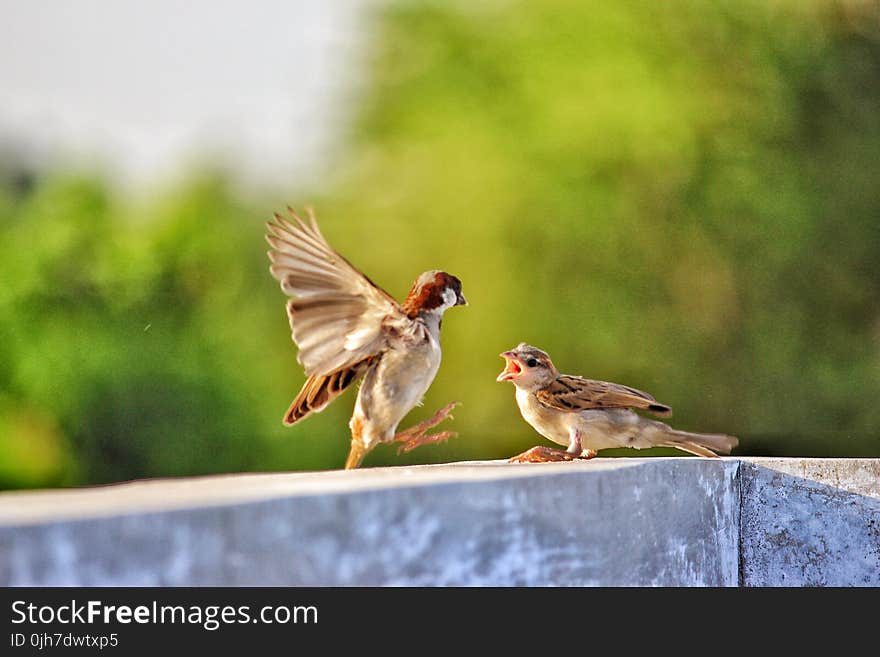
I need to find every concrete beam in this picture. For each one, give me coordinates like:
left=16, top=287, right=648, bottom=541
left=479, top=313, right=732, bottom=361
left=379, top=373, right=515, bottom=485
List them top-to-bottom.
left=0, top=457, right=876, bottom=586
left=739, top=458, right=880, bottom=586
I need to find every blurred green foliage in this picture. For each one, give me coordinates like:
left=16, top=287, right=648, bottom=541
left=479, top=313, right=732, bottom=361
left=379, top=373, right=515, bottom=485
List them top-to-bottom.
left=2, top=0, right=879, bottom=489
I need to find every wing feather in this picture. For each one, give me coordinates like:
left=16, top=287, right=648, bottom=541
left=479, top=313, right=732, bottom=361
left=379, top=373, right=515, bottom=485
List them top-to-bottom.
left=266, top=208, right=403, bottom=376
left=283, top=357, right=374, bottom=425
left=535, top=375, right=673, bottom=416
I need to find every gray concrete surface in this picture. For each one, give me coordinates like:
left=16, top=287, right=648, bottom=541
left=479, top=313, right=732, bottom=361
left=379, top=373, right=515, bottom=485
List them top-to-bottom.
left=0, top=457, right=876, bottom=586
left=739, top=458, right=880, bottom=586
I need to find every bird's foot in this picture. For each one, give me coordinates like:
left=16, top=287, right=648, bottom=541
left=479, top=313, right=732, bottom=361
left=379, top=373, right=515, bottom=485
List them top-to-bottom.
left=398, top=401, right=459, bottom=437
left=394, top=402, right=460, bottom=454
left=396, top=430, right=457, bottom=454
left=508, top=446, right=577, bottom=463
left=579, top=449, right=598, bottom=460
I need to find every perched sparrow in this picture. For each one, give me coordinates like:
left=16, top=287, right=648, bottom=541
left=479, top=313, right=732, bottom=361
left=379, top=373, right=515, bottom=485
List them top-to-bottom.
left=266, top=207, right=467, bottom=469
left=497, top=343, right=738, bottom=462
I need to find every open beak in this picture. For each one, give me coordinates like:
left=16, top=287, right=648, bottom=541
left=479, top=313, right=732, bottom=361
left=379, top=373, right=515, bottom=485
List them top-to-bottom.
left=456, top=291, right=468, bottom=307
left=496, top=351, right=523, bottom=382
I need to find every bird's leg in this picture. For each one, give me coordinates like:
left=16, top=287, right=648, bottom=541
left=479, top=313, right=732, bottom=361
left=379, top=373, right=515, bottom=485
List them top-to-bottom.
left=394, top=402, right=459, bottom=454
left=345, top=416, right=369, bottom=470
left=566, top=427, right=582, bottom=456
left=566, top=428, right=598, bottom=459
left=508, top=446, right=575, bottom=463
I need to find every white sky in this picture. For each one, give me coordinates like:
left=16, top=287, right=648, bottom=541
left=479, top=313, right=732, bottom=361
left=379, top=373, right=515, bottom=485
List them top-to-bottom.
left=0, top=0, right=371, bottom=190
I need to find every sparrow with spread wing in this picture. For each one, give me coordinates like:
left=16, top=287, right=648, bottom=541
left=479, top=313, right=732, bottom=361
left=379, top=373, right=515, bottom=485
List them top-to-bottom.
left=266, top=207, right=467, bottom=469
left=497, top=343, right=738, bottom=462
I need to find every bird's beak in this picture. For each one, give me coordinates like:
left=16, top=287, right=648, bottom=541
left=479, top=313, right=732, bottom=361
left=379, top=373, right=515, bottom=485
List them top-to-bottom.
left=456, top=291, right=468, bottom=307
left=496, top=351, right=522, bottom=382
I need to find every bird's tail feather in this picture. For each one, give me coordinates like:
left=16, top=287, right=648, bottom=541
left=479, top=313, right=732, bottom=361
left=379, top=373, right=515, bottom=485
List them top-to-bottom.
left=283, top=357, right=372, bottom=425
left=658, top=429, right=738, bottom=458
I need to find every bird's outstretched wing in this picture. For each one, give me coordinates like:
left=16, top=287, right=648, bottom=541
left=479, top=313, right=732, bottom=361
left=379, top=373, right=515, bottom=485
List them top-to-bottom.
left=266, top=207, right=404, bottom=377
left=535, top=375, right=673, bottom=417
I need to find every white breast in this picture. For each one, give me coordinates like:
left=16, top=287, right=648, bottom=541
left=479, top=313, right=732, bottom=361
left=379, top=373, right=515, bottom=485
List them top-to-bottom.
left=354, top=325, right=442, bottom=447
left=514, top=387, right=571, bottom=447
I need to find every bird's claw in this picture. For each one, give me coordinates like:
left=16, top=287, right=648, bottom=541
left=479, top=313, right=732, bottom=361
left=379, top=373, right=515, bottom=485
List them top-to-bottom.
left=421, top=401, right=459, bottom=426
left=393, top=402, right=460, bottom=454
left=394, top=402, right=459, bottom=440
left=396, top=430, right=458, bottom=454
left=508, top=446, right=578, bottom=464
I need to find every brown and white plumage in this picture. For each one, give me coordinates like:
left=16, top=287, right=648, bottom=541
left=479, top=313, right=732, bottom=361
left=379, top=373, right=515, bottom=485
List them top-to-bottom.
left=266, top=207, right=467, bottom=468
left=266, top=209, right=401, bottom=379
left=497, top=343, right=738, bottom=461
left=283, top=356, right=374, bottom=425
left=535, top=375, right=672, bottom=417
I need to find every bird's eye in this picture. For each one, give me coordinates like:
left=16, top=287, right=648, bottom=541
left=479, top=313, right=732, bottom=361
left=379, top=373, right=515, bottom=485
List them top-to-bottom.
left=525, top=358, right=538, bottom=368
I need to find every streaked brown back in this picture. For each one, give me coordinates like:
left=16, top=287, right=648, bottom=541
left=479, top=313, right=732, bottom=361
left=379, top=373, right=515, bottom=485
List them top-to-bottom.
left=535, top=375, right=672, bottom=417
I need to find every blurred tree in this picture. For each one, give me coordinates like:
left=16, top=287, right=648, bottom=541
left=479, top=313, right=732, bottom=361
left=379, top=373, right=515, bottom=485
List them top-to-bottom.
left=1, top=0, right=878, bottom=489
left=315, top=0, right=880, bottom=460
left=0, top=174, right=320, bottom=487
